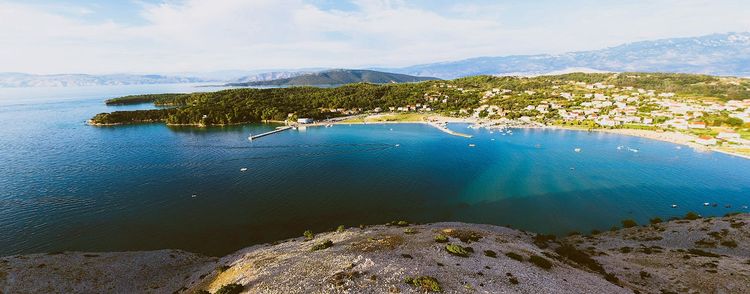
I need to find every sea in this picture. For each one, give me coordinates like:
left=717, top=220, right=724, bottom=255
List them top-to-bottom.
left=1, top=83, right=749, bottom=256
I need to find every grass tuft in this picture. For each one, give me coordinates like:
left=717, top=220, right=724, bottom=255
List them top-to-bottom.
left=311, top=239, right=333, bottom=251
left=445, top=244, right=471, bottom=257
left=405, top=276, right=442, bottom=292
left=215, top=283, right=244, bottom=294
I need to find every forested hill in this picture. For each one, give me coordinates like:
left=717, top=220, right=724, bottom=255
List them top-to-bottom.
left=226, top=69, right=438, bottom=86
left=90, top=72, right=750, bottom=126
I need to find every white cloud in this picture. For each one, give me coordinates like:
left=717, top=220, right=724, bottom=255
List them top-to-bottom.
left=0, top=0, right=748, bottom=74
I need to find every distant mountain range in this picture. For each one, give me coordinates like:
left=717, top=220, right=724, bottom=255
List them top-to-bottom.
left=2, top=32, right=749, bottom=87
left=382, top=32, right=750, bottom=79
left=226, top=69, right=438, bottom=86
left=0, top=73, right=209, bottom=88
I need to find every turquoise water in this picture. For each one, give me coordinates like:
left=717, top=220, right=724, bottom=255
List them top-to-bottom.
left=1, top=84, right=749, bottom=257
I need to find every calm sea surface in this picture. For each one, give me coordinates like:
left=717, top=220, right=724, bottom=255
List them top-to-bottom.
left=1, top=84, right=749, bottom=256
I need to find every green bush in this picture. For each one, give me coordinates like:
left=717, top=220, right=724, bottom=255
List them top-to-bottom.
left=684, top=212, right=701, bottom=220
left=649, top=217, right=663, bottom=224
left=621, top=219, right=638, bottom=228
left=388, top=220, right=410, bottom=227
left=336, top=225, right=346, bottom=233
left=404, top=228, right=417, bottom=234
left=303, top=230, right=314, bottom=240
left=434, top=234, right=449, bottom=243
left=311, top=239, right=333, bottom=251
left=720, top=240, right=738, bottom=248
left=445, top=244, right=471, bottom=257
left=555, top=244, right=605, bottom=274
left=687, top=249, right=719, bottom=258
left=484, top=250, right=497, bottom=258
left=505, top=252, right=524, bottom=262
left=529, top=255, right=553, bottom=270
left=405, top=276, right=442, bottom=292
left=215, top=283, right=243, bottom=294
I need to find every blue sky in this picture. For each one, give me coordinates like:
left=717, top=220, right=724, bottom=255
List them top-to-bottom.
left=1, top=0, right=749, bottom=74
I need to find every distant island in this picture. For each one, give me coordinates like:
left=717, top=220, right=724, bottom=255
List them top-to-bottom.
left=225, top=69, right=438, bottom=86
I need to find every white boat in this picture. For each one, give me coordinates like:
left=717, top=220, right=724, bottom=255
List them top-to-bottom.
left=247, top=135, right=253, bottom=141
left=395, top=144, right=400, bottom=147
left=468, top=144, right=476, bottom=147
left=617, top=145, right=624, bottom=150
left=574, top=148, right=581, bottom=152
left=628, top=148, right=639, bottom=153
left=240, top=168, right=248, bottom=172
left=191, top=194, right=197, bottom=198
left=703, top=202, right=710, bottom=206
left=671, top=204, right=677, bottom=208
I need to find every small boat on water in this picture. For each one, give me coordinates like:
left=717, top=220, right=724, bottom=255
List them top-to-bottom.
left=247, top=135, right=253, bottom=141
left=395, top=144, right=400, bottom=147
left=468, top=144, right=476, bottom=147
left=617, top=145, right=624, bottom=150
left=574, top=148, right=581, bottom=152
left=628, top=148, right=639, bottom=153
left=240, top=168, right=248, bottom=172
left=191, top=194, right=197, bottom=198
left=703, top=202, right=710, bottom=206
left=671, top=204, right=678, bottom=208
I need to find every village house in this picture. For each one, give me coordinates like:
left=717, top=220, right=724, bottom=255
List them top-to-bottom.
left=688, top=121, right=707, bottom=129
left=695, top=135, right=717, bottom=146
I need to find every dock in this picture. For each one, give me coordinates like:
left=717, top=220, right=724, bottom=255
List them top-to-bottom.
left=248, top=126, right=293, bottom=141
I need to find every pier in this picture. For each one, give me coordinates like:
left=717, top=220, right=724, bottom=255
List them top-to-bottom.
left=427, top=122, right=472, bottom=138
left=248, top=126, right=293, bottom=141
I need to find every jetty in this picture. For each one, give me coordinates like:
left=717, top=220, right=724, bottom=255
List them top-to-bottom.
left=427, top=121, right=472, bottom=138
left=248, top=126, right=293, bottom=141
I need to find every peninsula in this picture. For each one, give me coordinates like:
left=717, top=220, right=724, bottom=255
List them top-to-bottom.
left=90, top=72, right=750, bottom=157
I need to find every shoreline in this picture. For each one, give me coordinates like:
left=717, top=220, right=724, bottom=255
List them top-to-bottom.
left=89, top=113, right=749, bottom=160
left=319, top=113, right=750, bottom=160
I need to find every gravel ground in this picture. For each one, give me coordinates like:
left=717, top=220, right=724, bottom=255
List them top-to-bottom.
left=2, top=214, right=748, bottom=293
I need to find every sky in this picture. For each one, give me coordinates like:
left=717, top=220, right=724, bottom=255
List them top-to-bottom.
left=1, top=0, right=749, bottom=74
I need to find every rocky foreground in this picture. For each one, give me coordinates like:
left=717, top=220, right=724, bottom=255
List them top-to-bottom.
left=1, top=214, right=749, bottom=294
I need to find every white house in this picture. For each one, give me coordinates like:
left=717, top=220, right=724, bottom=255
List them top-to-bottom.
left=297, top=118, right=313, bottom=124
